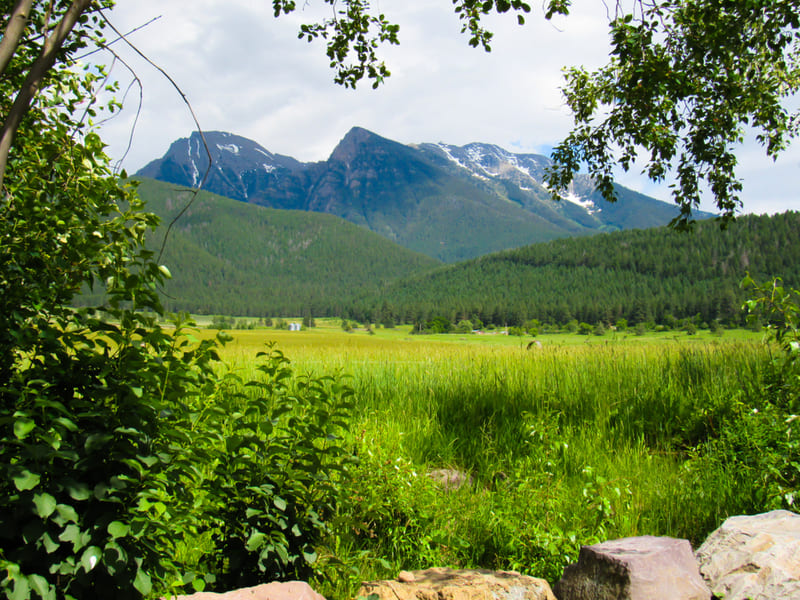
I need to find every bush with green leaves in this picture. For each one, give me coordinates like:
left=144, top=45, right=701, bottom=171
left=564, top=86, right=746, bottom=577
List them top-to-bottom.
left=0, top=14, right=353, bottom=597
left=0, top=165, right=355, bottom=597
left=682, top=275, right=800, bottom=515
left=736, top=275, right=800, bottom=507
left=198, top=345, right=355, bottom=590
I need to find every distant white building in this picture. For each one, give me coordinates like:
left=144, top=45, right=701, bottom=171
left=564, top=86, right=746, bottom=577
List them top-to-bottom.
left=288, top=322, right=301, bottom=331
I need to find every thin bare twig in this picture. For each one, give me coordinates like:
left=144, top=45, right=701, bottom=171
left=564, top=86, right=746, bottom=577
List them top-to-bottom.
left=98, top=9, right=212, bottom=264
left=74, top=15, right=162, bottom=61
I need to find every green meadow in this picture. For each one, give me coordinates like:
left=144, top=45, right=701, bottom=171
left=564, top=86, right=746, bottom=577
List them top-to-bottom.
left=204, top=324, right=781, bottom=598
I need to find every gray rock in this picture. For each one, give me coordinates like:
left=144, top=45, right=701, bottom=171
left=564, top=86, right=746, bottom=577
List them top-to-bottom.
left=426, top=469, right=473, bottom=491
left=696, top=509, right=800, bottom=600
left=554, top=535, right=710, bottom=600
left=359, top=567, right=556, bottom=600
left=168, top=581, right=325, bottom=600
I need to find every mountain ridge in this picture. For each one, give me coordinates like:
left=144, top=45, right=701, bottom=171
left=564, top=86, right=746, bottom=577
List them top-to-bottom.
left=138, top=127, right=716, bottom=261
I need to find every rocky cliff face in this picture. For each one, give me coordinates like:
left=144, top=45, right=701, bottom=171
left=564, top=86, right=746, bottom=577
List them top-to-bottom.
left=138, top=127, right=713, bottom=262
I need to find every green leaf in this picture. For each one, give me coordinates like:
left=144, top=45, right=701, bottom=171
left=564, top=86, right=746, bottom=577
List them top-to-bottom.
left=54, top=417, right=79, bottom=432
left=14, top=418, right=36, bottom=439
left=84, top=432, right=113, bottom=451
left=13, top=470, right=40, bottom=491
left=66, top=483, right=91, bottom=501
left=33, top=493, right=57, bottom=518
left=273, top=496, right=287, bottom=511
left=53, top=504, right=79, bottom=525
left=107, top=521, right=130, bottom=539
left=58, top=524, right=80, bottom=544
left=246, top=531, right=266, bottom=551
left=41, top=532, right=60, bottom=554
left=103, top=540, right=128, bottom=571
left=275, top=543, right=290, bottom=565
left=80, top=546, right=102, bottom=572
left=133, top=568, right=152, bottom=596
left=28, top=574, right=54, bottom=600
left=8, top=575, right=30, bottom=600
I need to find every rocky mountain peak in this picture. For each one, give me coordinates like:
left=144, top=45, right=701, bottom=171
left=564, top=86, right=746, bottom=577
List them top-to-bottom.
left=137, top=127, right=712, bottom=262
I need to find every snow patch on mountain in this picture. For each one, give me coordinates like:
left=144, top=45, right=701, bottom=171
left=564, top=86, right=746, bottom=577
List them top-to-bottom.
left=187, top=137, right=200, bottom=187
left=217, top=143, right=240, bottom=154
left=436, top=143, right=469, bottom=170
left=255, top=148, right=273, bottom=160
left=563, top=192, right=599, bottom=214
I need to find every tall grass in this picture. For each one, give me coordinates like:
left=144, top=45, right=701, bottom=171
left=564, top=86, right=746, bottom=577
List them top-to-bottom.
left=214, top=330, right=774, bottom=598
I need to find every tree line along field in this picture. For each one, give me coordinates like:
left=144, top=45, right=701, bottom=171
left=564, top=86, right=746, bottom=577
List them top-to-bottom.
left=345, top=212, right=800, bottom=329
left=193, top=324, right=788, bottom=599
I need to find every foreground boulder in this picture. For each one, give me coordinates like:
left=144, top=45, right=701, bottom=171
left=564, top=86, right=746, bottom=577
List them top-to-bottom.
left=696, top=509, right=800, bottom=600
left=553, top=536, right=710, bottom=600
left=359, top=567, right=556, bottom=600
left=169, top=581, right=325, bottom=600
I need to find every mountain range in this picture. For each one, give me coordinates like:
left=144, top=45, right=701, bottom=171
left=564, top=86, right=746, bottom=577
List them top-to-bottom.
left=138, top=127, right=715, bottom=262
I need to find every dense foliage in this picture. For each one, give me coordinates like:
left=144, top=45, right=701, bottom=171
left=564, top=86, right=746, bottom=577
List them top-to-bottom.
left=544, top=0, right=800, bottom=224
left=1, top=3, right=353, bottom=598
left=347, top=212, right=800, bottom=328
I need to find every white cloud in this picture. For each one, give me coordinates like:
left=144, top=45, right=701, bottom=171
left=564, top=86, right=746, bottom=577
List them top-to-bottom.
left=98, top=1, right=799, bottom=216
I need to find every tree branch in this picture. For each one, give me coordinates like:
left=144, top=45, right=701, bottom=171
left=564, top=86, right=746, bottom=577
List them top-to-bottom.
left=0, top=0, right=93, bottom=190
left=0, top=0, right=34, bottom=80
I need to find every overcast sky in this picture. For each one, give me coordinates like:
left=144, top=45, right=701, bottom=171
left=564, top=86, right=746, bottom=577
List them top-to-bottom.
left=98, top=1, right=800, bottom=216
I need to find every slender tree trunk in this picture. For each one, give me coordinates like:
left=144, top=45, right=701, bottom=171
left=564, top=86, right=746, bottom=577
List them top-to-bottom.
left=0, top=0, right=93, bottom=190
left=0, top=0, right=34, bottom=79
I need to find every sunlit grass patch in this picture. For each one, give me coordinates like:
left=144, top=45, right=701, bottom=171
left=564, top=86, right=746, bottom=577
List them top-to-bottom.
left=190, top=327, right=775, bottom=598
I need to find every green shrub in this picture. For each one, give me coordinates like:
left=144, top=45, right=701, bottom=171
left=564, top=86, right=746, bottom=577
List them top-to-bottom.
left=0, top=127, right=353, bottom=599
left=210, top=315, right=234, bottom=329
left=456, top=320, right=474, bottom=334
left=198, top=345, right=354, bottom=590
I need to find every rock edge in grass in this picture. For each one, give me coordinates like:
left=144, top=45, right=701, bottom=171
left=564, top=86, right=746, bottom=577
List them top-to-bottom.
left=358, top=567, right=556, bottom=600
left=168, top=581, right=325, bottom=600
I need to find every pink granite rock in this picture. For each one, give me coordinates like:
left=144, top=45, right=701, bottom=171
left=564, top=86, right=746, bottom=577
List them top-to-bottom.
left=696, top=510, right=800, bottom=600
left=554, top=536, right=710, bottom=600
left=359, top=567, right=556, bottom=600
left=168, top=581, right=325, bottom=600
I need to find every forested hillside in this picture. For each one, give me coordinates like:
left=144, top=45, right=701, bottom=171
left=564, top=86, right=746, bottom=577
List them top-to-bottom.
left=79, top=178, right=441, bottom=316
left=79, top=181, right=798, bottom=326
left=347, top=212, right=800, bottom=328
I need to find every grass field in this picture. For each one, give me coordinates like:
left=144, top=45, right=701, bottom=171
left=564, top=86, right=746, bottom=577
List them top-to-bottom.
left=192, top=323, right=779, bottom=598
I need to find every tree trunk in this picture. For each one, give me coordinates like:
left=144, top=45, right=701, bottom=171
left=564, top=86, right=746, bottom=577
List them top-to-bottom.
left=0, top=0, right=94, bottom=190
left=0, top=0, right=35, bottom=79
